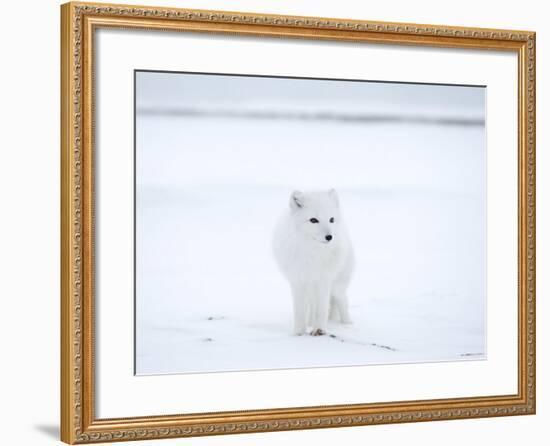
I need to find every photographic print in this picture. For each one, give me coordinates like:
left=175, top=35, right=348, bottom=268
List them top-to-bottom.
left=61, top=5, right=535, bottom=442
left=135, top=71, right=487, bottom=375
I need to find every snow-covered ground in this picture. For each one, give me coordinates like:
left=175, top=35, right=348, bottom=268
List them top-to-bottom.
left=135, top=73, right=486, bottom=375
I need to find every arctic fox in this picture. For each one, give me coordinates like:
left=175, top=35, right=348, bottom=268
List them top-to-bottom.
left=273, top=189, right=354, bottom=336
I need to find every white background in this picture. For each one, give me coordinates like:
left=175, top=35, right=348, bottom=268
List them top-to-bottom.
left=0, top=0, right=546, bottom=445
left=95, top=29, right=516, bottom=417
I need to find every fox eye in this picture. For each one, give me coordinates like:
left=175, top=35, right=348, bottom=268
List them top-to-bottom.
left=330, top=217, right=335, bottom=223
left=309, top=218, right=319, bottom=224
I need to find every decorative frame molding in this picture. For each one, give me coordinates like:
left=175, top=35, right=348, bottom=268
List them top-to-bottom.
left=60, top=2, right=536, bottom=444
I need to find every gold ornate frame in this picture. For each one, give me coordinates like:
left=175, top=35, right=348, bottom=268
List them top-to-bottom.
left=60, top=2, right=536, bottom=444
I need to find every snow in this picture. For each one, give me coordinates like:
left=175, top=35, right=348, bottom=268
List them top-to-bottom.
left=135, top=73, right=486, bottom=375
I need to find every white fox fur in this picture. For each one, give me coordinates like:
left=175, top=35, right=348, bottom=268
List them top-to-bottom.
left=273, top=189, right=354, bottom=336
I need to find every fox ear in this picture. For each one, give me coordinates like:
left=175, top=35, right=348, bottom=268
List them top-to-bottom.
left=328, top=188, right=339, bottom=205
left=290, top=190, right=305, bottom=210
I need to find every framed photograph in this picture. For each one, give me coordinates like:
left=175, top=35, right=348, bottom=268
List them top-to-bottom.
left=60, top=2, right=536, bottom=443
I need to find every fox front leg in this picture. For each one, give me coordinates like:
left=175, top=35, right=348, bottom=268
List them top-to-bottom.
left=310, top=282, right=330, bottom=336
left=291, top=285, right=308, bottom=335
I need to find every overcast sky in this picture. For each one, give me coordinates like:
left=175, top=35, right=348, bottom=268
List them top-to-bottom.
left=136, top=70, right=485, bottom=117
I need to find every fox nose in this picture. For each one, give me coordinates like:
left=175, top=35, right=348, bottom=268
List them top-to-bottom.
left=325, top=235, right=333, bottom=241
